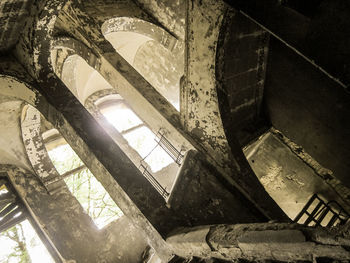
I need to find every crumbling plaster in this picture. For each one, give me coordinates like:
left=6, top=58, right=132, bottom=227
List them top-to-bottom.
left=183, top=0, right=287, bottom=222
left=244, top=131, right=350, bottom=219
left=167, top=223, right=350, bottom=262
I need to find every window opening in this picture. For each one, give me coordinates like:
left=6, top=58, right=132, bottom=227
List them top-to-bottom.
left=102, top=21, right=184, bottom=111
left=97, top=97, right=176, bottom=173
left=45, top=134, right=123, bottom=229
left=0, top=178, right=55, bottom=263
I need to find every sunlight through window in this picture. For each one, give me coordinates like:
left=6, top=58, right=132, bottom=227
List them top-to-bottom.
left=97, top=99, right=174, bottom=173
left=47, top=140, right=123, bottom=229
left=0, top=220, right=55, bottom=263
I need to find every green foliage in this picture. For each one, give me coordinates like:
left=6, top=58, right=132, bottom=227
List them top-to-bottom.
left=48, top=144, right=123, bottom=229
left=1, top=224, right=32, bottom=263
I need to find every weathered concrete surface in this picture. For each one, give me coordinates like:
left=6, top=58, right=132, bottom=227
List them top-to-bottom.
left=134, top=0, right=185, bottom=40
left=185, top=0, right=287, bottom=222
left=264, top=38, right=350, bottom=188
left=244, top=131, right=350, bottom=220
left=167, top=223, right=350, bottom=262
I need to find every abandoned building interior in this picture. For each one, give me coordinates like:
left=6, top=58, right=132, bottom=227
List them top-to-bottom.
left=0, top=0, right=350, bottom=262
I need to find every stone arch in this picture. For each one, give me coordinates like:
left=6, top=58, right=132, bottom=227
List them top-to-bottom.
left=101, top=16, right=184, bottom=109
left=101, top=17, right=183, bottom=54
left=51, top=37, right=103, bottom=103
left=0, top=74, right=49, bottom=171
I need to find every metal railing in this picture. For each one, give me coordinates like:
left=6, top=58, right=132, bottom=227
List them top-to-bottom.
left=155, top=130, right=184, bottom=165
left=139, top=163, right=169, bottom=199
left=0, top=179, right=27, bottom=233
left=294, top=194, right=349, bottom=227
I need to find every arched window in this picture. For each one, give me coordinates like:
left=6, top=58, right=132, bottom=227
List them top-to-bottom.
left=102, top=17, right=184, bottom=110
left=53, top=38, right=192, bottom=199
left=96, top=95, right=174, bottom=173
left=43, top=128, right=123, bottom=229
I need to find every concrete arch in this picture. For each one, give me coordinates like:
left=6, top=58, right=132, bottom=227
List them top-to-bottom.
left=101, top=17, right=183, bottom=54
left=101, top=17, right=184, bottom=109
left=51, top=37, right=103, bottom=103
left=0, top=74, right=49, bottom=172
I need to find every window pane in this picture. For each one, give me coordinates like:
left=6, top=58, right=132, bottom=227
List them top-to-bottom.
left=100, top=103, right=143, bottom=132
left=123, top=126, right=157, bottom=157
left=124, top=126, right=174, bottom=172
left=47, top=142, right=123, bottom=229
left=47, top=144, right=84, bottom=174
left=144, top=146, right=174, bottom=173
left=64, top=169, right=123, bottom=229
left=0, top=219, right=54, bottom=263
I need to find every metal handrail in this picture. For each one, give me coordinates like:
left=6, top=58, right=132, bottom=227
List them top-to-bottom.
left=155, top=131, right=184, bottom=165
left=139, top=163, right=169, bottom=199
left=294, top=194, right=349, bottom=227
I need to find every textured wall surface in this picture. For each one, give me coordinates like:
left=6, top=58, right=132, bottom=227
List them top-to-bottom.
left=0, top=0, right=31, bottom=51
left=265, top=38, right=350, bottom=189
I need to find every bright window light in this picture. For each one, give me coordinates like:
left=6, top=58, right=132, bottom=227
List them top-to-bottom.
left=99, top=101, right=174, bottom=173
left=100, top=104, right=142, bottom=133
left=47, top=141, right=123, bottom=229
left=47, top=144, right=84, bottom=174
left=0, top=219, right=54, bottom=263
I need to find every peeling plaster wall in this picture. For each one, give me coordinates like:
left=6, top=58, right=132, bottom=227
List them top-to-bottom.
left=0, top=0, right=32, bottom=52
left=184, top=0, right=288, bottom=222
left=185, top=0, right=230, bottom=168
left=134, top=40, right=183, bottom=108
left=0, top=100, right=32, bottom=171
